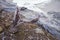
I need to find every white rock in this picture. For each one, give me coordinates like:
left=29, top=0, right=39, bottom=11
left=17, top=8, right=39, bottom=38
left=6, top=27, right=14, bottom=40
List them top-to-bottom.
left=34, top=28, right=44, bottom=34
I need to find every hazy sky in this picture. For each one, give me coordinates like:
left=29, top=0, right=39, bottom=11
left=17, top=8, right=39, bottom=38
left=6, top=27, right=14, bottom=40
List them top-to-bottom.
left=13, top=0, right=51, bottom=7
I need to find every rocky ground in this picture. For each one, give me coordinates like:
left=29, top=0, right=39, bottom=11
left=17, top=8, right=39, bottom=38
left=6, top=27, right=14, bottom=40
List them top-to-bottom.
left=0, top=8, right=57, bottom=40
left=0, top=22, right=57, bottom=40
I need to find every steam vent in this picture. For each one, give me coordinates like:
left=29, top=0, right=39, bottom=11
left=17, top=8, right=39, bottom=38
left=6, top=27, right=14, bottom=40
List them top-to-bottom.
left=0, top=0, right=58, bottom=40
